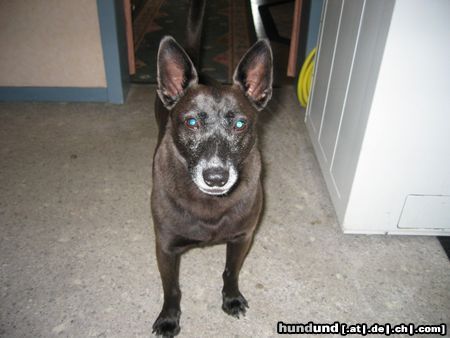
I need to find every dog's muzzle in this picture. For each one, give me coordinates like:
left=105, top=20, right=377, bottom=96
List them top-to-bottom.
left=192, top=158, right=238, bottom=196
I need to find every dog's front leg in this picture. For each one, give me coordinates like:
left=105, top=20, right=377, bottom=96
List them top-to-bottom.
left=222, top=236, right=252, bottom=318
left=153, top=242, right=181, bottom=337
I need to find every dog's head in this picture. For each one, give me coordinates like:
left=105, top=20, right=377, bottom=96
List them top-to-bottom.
left=157, top=36, right=273, bottom=196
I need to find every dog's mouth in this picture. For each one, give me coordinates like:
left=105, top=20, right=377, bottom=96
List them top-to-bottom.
left=192, top=158, right=238, bottom=196
left=196, top=186, right=231, bottom=196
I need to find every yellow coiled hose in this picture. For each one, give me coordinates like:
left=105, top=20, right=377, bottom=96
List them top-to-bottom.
left=297, top=47, right=316, bottom=108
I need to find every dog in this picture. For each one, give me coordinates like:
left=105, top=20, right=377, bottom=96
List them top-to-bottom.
left=151, top=0, right=273, bottom=336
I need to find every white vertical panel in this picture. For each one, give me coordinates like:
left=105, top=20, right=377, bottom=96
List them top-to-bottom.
left=306, top=0, right=396, bottom=226
left=307, top=0, right=343, bottom=139
left=319, top=0, right=365, bottom=167
left=331, top=0, right=395, bottom=201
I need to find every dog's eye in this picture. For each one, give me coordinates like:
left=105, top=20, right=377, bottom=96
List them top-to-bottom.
left=185, top=117, right=199, bottom=129
left=233, top=119, right=247, bottom=131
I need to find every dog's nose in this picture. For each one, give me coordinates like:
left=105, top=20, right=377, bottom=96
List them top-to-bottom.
left=203, top=167, right=229, bottom=187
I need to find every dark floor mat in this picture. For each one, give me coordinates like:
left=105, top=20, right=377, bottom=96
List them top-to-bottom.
left=131, top=0, right=254, bottom=84
left=438, top=237, right=450, bottom=261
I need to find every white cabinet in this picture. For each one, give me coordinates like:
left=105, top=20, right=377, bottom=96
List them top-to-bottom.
left=305, top=0, right=450, bottom=235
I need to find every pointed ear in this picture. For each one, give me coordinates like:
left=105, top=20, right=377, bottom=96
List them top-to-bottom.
left=157, top=36, right=198, bottom=109
left=233, top=39, right=273, bottom=110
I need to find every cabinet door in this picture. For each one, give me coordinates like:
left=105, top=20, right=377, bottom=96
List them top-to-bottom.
left=305, top=0, right=394, bottom=220
left=307, top=0, right=342, bottom=137
left=308, top=0, right=364, bottom=164
left=319, top=0, right=365, bottom=163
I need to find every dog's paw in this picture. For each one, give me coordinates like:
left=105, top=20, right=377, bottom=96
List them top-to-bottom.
left=222, top=292, right=249, bottom=318
left=152, top=309, right=181, bottom=337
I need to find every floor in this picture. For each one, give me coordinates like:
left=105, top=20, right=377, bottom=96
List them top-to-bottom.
left=1, top=86, right=449, bottom=337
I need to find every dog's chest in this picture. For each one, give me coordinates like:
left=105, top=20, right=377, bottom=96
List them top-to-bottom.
left=183, top=214, right=241, bottom=244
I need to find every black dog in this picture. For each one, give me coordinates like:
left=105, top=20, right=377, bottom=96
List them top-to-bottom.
left=151, top=1, right=273, bottom=336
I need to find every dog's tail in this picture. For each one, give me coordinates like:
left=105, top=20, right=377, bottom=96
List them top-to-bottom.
left=184, top=0, right=206, bottom=68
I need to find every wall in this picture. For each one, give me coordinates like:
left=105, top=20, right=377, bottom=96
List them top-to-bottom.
left=0, top=0, right=106, bottom=88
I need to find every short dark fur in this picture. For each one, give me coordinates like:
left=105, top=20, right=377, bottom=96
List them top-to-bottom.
left=151, top=1, right=273, bottom=336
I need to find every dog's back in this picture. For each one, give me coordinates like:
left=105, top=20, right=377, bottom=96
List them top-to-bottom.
left=151, top=1, right=273, bottom=335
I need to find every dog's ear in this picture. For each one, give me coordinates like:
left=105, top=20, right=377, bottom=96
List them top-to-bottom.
left=157, top=36, right=198, bottom=109
left=233, top=39, right=273, bottom=110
